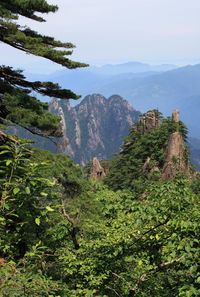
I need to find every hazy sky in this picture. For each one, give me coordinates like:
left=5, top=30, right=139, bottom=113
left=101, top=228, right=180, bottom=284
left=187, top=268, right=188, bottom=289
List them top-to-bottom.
left=1, top=0, right=200, bottom=73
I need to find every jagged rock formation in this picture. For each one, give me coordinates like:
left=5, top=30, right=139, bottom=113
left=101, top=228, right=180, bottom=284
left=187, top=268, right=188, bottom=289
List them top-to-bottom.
left=49, top=94, right=140, bottom=164
left=136, top=110, right=160, bottom=134
left=162, top=111, right=189, bottom=180
left=90, top=157, right=106, bottom=181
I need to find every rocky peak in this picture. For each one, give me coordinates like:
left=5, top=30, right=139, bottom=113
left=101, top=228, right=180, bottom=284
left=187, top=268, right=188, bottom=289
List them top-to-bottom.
left=14, top=94, right=140, bottom=165
left=51, top=94, right=140, bottom=164
left=76, top=94, right=107, bottom=114
left=108, top=95, right=132, bottom=108
left=48, top=98, right=67, bottom=138
left=48, top=98, right=59, bottom=112
left=49, top=98, right=71, bottom=113
left=137, top=110, right=160, bottom=133
left=172, top=110, right=180, bottom=123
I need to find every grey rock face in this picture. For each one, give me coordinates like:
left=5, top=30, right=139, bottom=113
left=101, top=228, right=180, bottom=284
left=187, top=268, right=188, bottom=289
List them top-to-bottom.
left=49, top=94, right=140, bottom=164
left=136, top=110, right=160, bottom=134
left=162, top=111, right=189, bottom=180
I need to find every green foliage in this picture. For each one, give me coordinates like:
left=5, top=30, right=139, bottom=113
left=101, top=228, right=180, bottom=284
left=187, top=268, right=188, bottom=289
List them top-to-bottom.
left=2, top=91, right=61, bottom=135
left=0, top=139, right=200, bottom=296
left=0, top=141, right=91, bottom=295
left=0, top=142, right=59, bottom=259
left=31, top=149, right=88, bottom=197
left=45, top=180, right=200, bottom=296
left=0, top=262, right=61, bottom=297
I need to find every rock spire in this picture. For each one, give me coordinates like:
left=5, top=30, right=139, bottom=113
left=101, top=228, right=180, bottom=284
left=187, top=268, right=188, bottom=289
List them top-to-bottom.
left=137, top=110, right=160, bottom=133
left=162, top=110, right=189, bottom=180
left=90, top=157, right=106, bottom=181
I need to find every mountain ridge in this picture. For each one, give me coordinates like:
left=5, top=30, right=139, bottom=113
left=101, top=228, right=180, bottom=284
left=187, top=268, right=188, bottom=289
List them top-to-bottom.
left=26, top=63, right=200, bottom=139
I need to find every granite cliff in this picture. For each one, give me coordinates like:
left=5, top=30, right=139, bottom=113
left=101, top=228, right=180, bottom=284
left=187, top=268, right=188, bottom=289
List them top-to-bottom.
left=49, top=94, right=140, bottom=164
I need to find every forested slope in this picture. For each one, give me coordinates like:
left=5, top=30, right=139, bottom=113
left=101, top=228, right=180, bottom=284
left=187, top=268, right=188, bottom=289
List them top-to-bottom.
left=1, top=111, right=200, bottom=296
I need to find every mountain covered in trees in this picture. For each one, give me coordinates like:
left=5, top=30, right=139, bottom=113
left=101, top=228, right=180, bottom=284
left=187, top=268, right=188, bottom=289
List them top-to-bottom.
left=105, top=110, right=191, bottom=191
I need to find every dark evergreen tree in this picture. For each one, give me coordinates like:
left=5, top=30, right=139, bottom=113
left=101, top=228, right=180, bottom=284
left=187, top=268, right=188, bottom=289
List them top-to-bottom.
left=0, top=0, right=88, bottom=136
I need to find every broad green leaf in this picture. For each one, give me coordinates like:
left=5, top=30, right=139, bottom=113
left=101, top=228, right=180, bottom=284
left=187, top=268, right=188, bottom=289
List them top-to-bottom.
left=6, top=160, right=12, bottom=166
left=13, top=187, right=20, bottom=195
left=25, top=187, right=30, bottom=194
left=40, top=192, right=48, bottom=197
left=46, top=206, right=54, bottom=212
left=35, top=217, right=40, bottom=226
left=155, top=234, right=160, bottom=240
left=138, top=260, right=143, bottom=266
left=196, top=277, right=200, bottom=284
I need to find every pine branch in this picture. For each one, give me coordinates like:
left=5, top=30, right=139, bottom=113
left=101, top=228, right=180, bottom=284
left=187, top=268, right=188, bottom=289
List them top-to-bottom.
left=0, top=0, right=58, bottom=22
left=0, top=0, right=89, bottom=135
left=0, top=21, right=88, bottom=69
left=0, top=66, right=80, bottom=99
left=0, top=116, right=60, bottom=146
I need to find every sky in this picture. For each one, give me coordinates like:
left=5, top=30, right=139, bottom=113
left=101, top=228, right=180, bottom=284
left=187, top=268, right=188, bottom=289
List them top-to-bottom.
left=1, top=0, right=200, bottom=73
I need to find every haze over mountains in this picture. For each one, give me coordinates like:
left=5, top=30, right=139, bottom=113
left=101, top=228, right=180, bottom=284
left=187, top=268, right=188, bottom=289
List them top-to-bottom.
left=28, top=61, right=200, bottom=138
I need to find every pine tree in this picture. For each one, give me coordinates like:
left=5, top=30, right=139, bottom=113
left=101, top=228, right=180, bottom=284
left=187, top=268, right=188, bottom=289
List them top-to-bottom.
left=0, top=0, right=88, bottom=136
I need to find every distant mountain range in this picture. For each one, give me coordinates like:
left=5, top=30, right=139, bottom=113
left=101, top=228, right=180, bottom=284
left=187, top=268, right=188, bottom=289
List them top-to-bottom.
left=28, top=61, right=200, bottom=139
left=88, top=62, right=177, bottom=76
left=9, top=93, right=200, bottom=170
left=188, top=137, right=200, bottom=170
